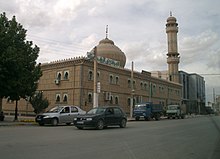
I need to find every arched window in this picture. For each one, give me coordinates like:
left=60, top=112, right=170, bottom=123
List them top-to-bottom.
left=64, top=71, right=69, bottom=80
left=88, top=71, right=93, bottom=81
left=97, top=72, right=100, bottom=81
left=57, top=73, right=61, bottom=80
left=109, top=75, right=113, bottom=84
left=115, top=76, right=119, bottom=85
left=128, top=79, right=131, bottom=88
left=140, top=82, right=143, bottom=89
left=88, top=93, right=92, bottom=103
left=56, top=94, right=60, bottom=102
left=63, top=94, right=68, bottom=102
left=110, top=96, right=113, bottom=104
left=115, top=96, right=119, bottom=105
left=127, top=98, right=131, bottom=106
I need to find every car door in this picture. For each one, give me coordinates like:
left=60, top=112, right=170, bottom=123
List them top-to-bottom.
left=59, top=106, right=71, bottom=123
left=70, top=106, right=79, bottom=121
left=113, top=107, right=123, bottom=124
left=104, top=108, right=115, bottom=125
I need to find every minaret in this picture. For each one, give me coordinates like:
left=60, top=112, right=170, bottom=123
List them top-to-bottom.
left=166, top=12, right=180, bottom=83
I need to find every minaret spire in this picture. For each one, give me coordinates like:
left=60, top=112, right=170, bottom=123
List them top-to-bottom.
left=106, top=25, right=108, bottom=38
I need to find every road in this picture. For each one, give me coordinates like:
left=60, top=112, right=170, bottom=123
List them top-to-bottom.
left=0, top=116, right=219, bottom=159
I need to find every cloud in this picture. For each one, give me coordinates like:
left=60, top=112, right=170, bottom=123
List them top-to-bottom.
left=1, top=0, right=220, bottom=103
left=178, top=30, right=220, bottom=74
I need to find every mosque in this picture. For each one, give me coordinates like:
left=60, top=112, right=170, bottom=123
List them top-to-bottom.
left=3, top=14, right=205, bottom=115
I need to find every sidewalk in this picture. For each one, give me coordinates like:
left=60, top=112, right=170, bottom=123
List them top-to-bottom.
left=0, top=115, right=36, bottom=126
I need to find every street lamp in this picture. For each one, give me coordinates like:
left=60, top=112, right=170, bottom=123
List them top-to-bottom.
left=93, top=46, right=98, bottom=108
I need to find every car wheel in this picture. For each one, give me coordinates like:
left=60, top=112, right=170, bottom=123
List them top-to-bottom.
left=135, top=117, right=140, bottom=121
left=52, top=118, right=58, bottom=126
left=120, top=119, right=127, bottom=128
left=96, top=120, right=104, bottom=130
left=39, top=122, right=44, bottom=126
left=66, top=123, right=71, bottom=126
left=77, top=126, right=83, bottom=130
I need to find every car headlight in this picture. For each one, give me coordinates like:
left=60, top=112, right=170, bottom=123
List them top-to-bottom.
left=43, top=116, right=50, bottom=119
left=73, top=118, right=77, bottom=121
left=86, top=118, right=93, bottom=121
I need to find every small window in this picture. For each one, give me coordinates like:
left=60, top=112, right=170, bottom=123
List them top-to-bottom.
left=88, top=70, right=93, bottom=81
left=64, top=71, right=69, bottom=80
left=57, top=72, right=61, bottom=80
left=97, top=72, right=100, bottom=81
left=109, top=75, right=113, bottom=84
left=115, top=76, right=119, bottom=85
left=128, top=79, right=131, bottom=88
left=140, top=82, right=143, bottom=89
left=88, top=93, right=92, bottom=103
left=56, top=94, right=60, bottom=102
left=63, top=94, right=68, bottom=102
left=110, top=96, right=113, bottom=104
left=115, top=96, right=119, bottom=105
left=127, top=98, right=131, bottom=106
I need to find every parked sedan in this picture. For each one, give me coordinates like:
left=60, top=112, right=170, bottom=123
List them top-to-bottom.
left=35, top=106, right=86, bottom=126
left=73, top=106, right=127, bottom=130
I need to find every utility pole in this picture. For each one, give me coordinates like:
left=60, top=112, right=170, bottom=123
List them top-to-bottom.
left=93, top=46, right=98, bottom=108
left=130, top=61, right=134, bottom=118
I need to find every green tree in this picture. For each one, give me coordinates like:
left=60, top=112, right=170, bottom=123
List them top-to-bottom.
left=0, top=12, right=42, bottom=120
left=29, top=91, right=49, bottom=114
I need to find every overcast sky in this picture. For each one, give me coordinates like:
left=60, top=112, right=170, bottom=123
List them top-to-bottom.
left=1, top=0, right=219, bottom=104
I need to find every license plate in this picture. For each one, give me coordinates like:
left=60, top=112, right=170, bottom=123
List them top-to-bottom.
left=77, top=121, right=84, bottom=124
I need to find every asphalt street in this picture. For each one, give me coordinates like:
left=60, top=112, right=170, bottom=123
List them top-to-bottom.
left=0, top=115, right=219, bottom=159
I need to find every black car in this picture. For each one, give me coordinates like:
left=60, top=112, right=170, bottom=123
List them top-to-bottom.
left=73, top=106, right=127, bottom=130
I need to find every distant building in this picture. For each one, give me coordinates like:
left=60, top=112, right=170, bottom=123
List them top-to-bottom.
left=179, top=71, right=206, bottom=114
left=213, top=95, right=220, bottom=113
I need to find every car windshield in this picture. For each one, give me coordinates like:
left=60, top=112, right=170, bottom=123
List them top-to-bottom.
left=134, top=105, right=146, bottom=110
left=168, top=105, right=178, bottom=110
left=47, top=106, right=63, bottom=113
left=87, top=108, right=105, bottom=115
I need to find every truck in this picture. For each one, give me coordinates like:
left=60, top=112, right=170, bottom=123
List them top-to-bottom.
left=133, top=102, right=163, bottom=121
left=166, top=104, right=186, bottom=119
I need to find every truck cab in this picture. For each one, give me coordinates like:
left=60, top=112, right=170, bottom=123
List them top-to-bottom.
left=133, top=102, right=162, bottom=121
left=166, top=105, right=185, bottom=119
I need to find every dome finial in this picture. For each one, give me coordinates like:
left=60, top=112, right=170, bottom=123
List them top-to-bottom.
left=170, top=11, right=172, bottom=16
left=106, top=25, right=108, bottom=38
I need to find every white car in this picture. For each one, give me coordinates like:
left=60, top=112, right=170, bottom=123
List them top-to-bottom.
left=35, top=106, right=86, bottom=126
